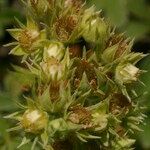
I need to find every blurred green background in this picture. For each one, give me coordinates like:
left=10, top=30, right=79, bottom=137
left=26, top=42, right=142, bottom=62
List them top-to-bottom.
left=0, top=0, right=150, bottom=149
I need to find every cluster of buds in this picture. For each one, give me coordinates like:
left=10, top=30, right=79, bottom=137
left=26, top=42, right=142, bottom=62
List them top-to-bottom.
left=5, top=0, right=147, bottom=149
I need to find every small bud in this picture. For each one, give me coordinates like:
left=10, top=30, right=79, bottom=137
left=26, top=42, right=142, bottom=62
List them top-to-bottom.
left=29, top=0, right=51, bottom=17
left=80, top=7, right=108, bottom=44
left=83, top=18, right=108, bottom=43
left=44, top=42, right=65, bottom=61
left=101, top=44, right=118, bottom=64
left=41, top=58, right=64, bottom=81
left=115, top=63, right=140, bottom=84
left=21, top=109, right=48, bottom=133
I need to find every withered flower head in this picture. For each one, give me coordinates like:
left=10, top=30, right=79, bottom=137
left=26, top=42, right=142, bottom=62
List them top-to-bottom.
left=55, top=14, right=78, bottom=41
left=18, top=29, right=39, bottom=52
left=107, top=33, right=130, bottom=58
left=73, top=59, right=97, bottom=89
left=109, top=93, right=131, bottom=115
left=69, top=105, right=92, bottom=126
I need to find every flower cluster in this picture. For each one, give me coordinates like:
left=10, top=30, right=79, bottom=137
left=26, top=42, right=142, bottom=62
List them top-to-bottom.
left=5, top=0, right=147, bottom=149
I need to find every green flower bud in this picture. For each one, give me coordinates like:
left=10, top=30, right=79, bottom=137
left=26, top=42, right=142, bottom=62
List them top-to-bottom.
left=29, top=0, right=51, bottom=17
left=80, top=7, right=108, bottom=45
left=44, top=42, right=65, bottom=61
left=101, top=44, right=119, bottom=64
left=41, top=58, right=64, bottom=81
left=115, top=63, right=140, bottom=84
left=21, top=109, right=48, bottom=133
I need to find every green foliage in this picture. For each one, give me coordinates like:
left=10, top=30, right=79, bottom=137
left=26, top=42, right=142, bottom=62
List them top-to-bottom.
left=0, top=0, right=23, bottom=39
left=87, top=0, right=150, bottom=40
left=134, top=55, right=150, bottom=149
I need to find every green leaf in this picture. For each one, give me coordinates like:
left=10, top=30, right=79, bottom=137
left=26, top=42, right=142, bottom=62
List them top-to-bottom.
left=88, top=0, right=127, bottom=26
left=127, top=0, right=150, bottom=21
left=125, top=21, right=150, bottom=40
left=7, top=29, right=22, bottom=40
left=0, top=92, right=18, bottom=111
left=17, top=137, right=31, bottom=149
left=31, top=137, right=38, bottom=150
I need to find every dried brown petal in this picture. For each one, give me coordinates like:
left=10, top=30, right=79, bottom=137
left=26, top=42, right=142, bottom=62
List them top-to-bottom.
left=65, top=0, right=85, bottom=12
left=55, top=15, right=78, bottom=41
left=106, top=33, right=129, bottom=59
left=73, top=59, right=97, bottom=87
left=49, top=81, right=60, bottom=102
left=109, top=93, right=131, bottom=115
left=69, top=105, right=92, bottom=125
left=115, top=125, right=126, bottom=137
